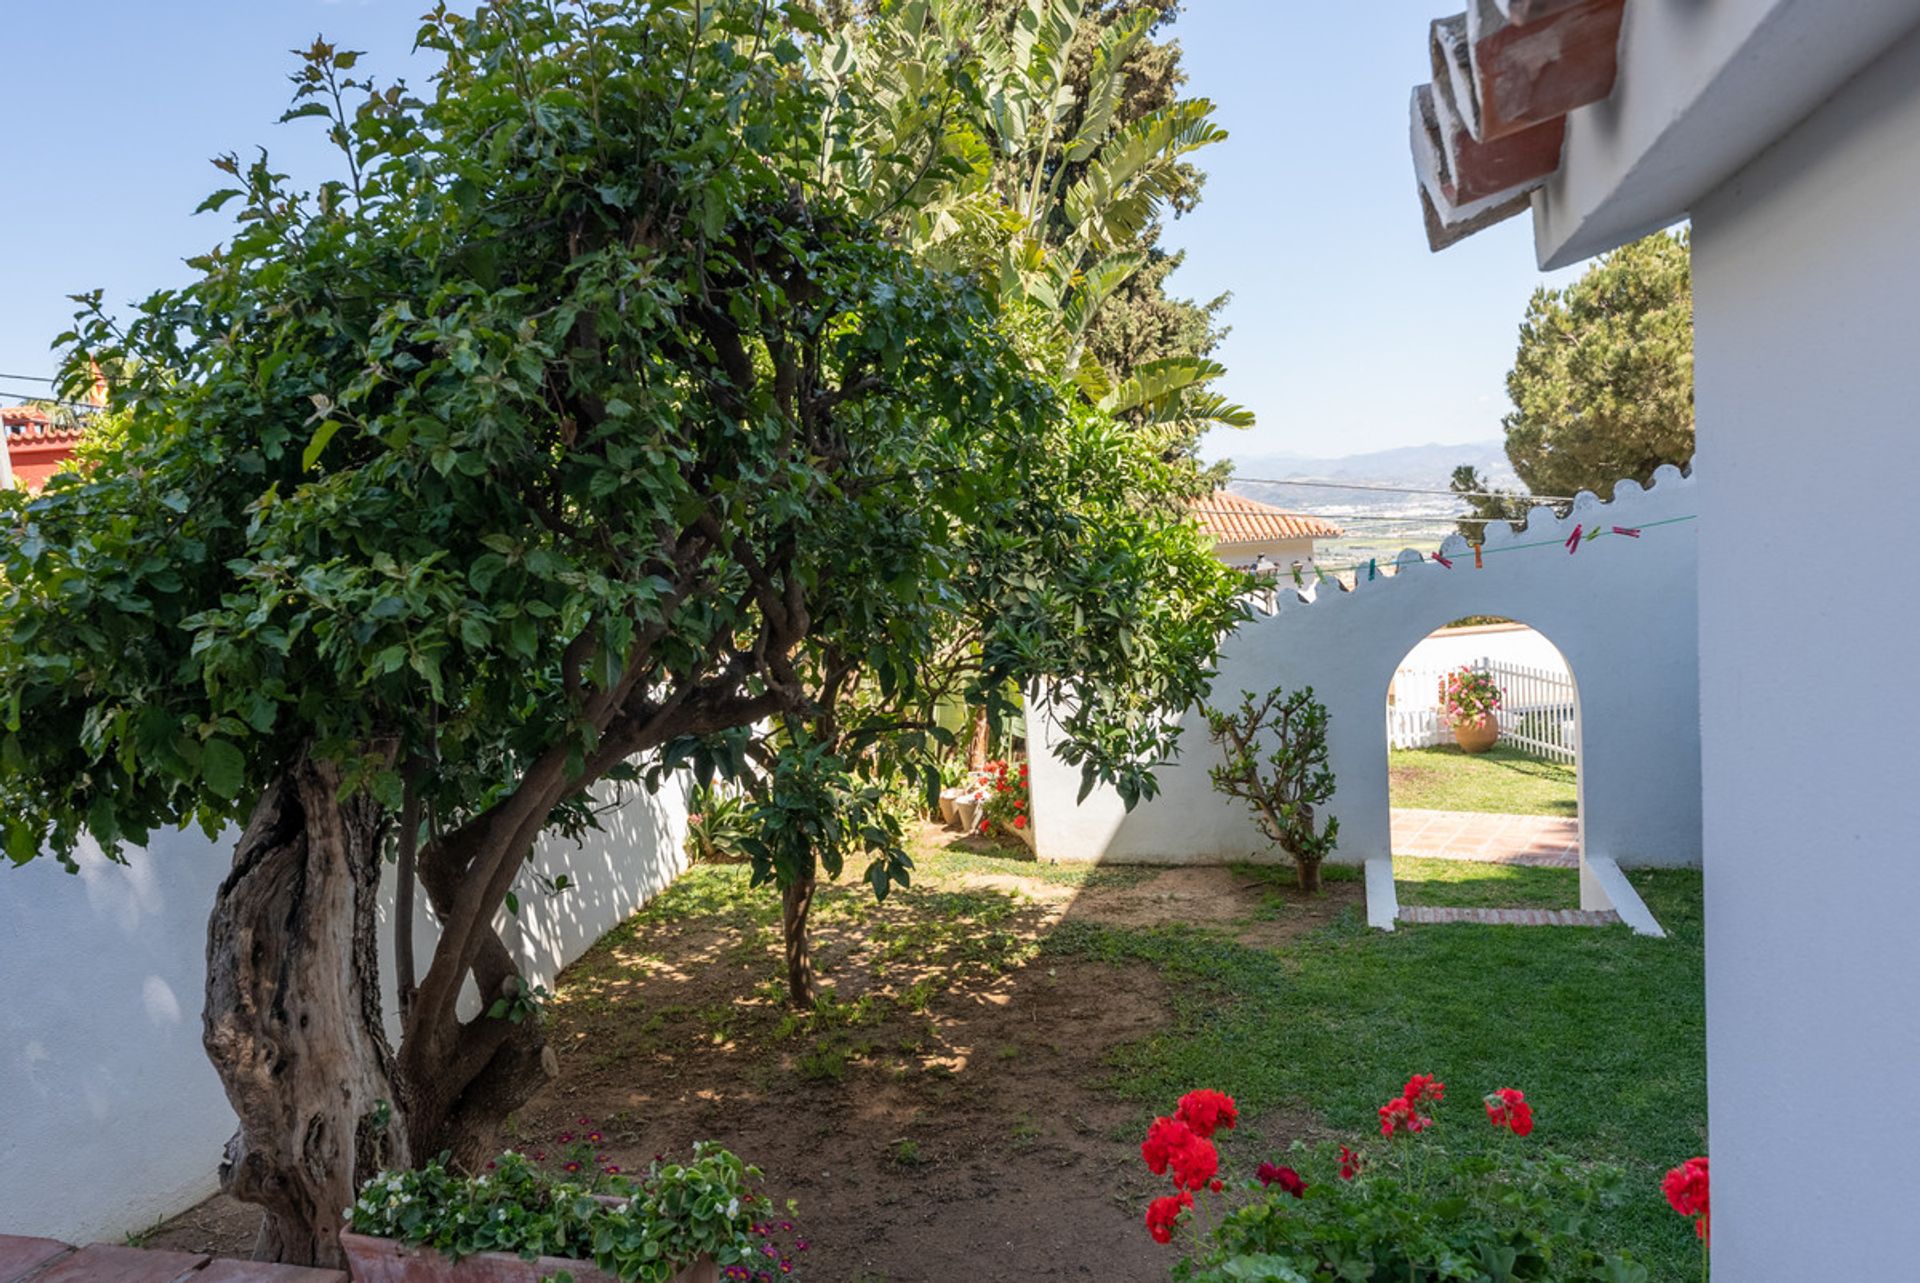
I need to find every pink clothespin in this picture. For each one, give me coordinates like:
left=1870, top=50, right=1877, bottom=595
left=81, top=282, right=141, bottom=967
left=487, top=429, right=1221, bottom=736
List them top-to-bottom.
left=1565, top=524, right=1583, bottom=554
left=1611, top=526, right=1641, bottom=538
left=1433, top=552, right=1453, bottom=569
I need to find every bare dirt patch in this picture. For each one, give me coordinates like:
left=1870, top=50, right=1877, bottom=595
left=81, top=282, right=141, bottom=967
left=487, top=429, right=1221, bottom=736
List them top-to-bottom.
left=144, top=832, right=1353, bottom=1280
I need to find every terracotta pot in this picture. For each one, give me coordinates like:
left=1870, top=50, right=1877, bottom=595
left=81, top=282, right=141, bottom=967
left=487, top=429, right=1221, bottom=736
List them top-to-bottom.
left=1451, top=715, right=1500, bottom=754
left=938, top=788, right=962, bottom=827
left=340, top=1232, right=715, bottom=1283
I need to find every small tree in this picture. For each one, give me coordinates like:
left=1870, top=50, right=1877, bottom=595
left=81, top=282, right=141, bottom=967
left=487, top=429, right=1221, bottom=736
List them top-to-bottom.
left=1203, top=686, right=1339, bottom=893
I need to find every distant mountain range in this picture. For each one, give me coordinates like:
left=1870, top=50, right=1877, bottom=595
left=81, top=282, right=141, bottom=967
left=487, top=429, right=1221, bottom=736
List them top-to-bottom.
left=1212, top=441, right=1523, bottom=561
left=1219, top=441, right=1519, bottom=493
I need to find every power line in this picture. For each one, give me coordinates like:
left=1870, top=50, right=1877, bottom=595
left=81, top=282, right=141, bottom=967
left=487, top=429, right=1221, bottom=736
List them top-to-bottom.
left=0, top=373, right=56, bottom=385
left=1225, top=475, right=1572, bottom=503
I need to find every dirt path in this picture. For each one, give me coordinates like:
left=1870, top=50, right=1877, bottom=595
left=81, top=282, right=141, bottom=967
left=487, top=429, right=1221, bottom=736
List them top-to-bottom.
left=146, top=834, right=1358, bottom=1281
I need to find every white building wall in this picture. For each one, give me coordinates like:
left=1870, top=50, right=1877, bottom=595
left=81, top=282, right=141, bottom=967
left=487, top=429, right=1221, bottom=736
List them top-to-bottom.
left=1691, top=23, right=1920, bottom=1278
left=1031, top=468, right=1699, bottom=869
left=0, top=777, right=688, bottom=1245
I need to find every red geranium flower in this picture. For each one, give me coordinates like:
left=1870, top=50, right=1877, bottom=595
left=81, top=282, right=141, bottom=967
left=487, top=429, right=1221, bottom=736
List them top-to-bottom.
left=1402, top=1073, right=1445, bottom=1105
left=1484, top=1088, right=1534, bottom=1137
left=1175, top=1089, right=1239, bottom=1139
left=1378, top=1096, right=1432, bottom=1137
left=1140, top=1115, right=1195, bottom=1176
left=1167, top=1135, right=1218, bottom=1191
left=1337, top=1145, right=1362, bottom=1181
left=1663, top=1157, right=1710, bottom=1245
left=1257, top=1163, right=1305, bottom=1198
left=1144, top=1190, right=1193, bottom=1245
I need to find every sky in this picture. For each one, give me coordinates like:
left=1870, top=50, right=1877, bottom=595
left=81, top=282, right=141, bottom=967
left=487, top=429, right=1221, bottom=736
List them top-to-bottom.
left=0, top=0, right=1584, bottom=463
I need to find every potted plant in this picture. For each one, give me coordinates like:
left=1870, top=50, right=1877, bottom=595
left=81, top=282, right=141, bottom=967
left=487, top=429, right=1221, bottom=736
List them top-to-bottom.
left=1440, top=665, right=1503, bottom=754
left=976, top=758, right=1035, bottom=850
left=342, top=1141, right=806, bottom=1283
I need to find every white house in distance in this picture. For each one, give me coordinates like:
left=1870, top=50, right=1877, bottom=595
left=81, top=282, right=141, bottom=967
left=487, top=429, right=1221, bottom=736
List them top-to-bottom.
left=1412, top=0, right=1920, bottom=1275
left=1190, top=489, right=1344, bottom=576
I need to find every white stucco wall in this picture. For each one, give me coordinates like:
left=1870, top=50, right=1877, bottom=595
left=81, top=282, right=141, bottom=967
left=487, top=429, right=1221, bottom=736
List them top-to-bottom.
left=1691, top=23, right=1920, bottom=1278
left=1031, top=467, right=1699, bottom=869
left=1212, top=535, right=1317, bottom=570
left=0, top=777, right=688, bottom=1245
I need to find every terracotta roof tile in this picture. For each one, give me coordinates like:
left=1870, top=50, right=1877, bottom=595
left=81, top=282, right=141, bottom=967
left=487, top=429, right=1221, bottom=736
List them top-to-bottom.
left=1412, top=0, right=1627, bottom=250
left=1192, top=491, right=1345, bottom=543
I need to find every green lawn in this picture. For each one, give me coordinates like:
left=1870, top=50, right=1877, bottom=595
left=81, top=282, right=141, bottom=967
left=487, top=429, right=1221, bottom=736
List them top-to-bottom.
left=1390, top=744, right=1578, bottom=816
left=579, top=844, right=1705, bottom=1278
left=1393, top=854, right=1577, bottom=908
left=1049, top=868, right=1707, bottom=1275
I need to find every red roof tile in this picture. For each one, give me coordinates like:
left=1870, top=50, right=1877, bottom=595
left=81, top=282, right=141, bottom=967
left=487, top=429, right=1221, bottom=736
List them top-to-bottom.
left=1412, top=0, right=1628, bottom=250
left=5, top=405, right=88, bottom=491
left=1192, top=491, right=1345, bottom=544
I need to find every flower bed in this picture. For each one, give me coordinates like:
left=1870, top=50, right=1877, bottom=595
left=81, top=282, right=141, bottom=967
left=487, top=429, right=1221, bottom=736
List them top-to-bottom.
left=969, top=758, right=1032, bottom=845
left=1136, top=1080, right=1668, bottom=1282
left=344, top=1137, right=806, bottom=1283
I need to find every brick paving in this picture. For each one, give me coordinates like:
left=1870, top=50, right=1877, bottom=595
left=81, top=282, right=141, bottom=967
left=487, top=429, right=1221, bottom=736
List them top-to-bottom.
left=1390, top=807, right=1579, bottom=866
left=1397, top=905, right=1621, bottom=927
left=0, top=1237, right=345, bottom=1283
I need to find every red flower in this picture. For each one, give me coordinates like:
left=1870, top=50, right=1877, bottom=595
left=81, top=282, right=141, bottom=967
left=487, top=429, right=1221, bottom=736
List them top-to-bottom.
left=1013, top=815, right=1027, bottom=829
left=1402, top=1074, right=1445, bottom=1105
left=1484, top=1088, right=1534, bottom=1137
left=1175, top=1089, right=1239, bottom=1139
left=1377, top=1096, right=1432, bottom=1137
left=1140, top=1116, right=1195, bottom=1175
left=1169, top=1133, right=1219, bottom=1191
left=1337, top=1145, right=1362, bottom=1181
left=1663, top=1157, right=1710, bottom=1245
left=1257, top=1163, right=1306, bottom=1198
left=1144, top=1191, right=1193, bottom=1245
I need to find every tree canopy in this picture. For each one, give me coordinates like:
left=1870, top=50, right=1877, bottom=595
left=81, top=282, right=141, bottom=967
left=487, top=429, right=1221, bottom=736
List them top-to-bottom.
left=0, top=2, right=1243, bottom=1260
left=1502, top=229, right=1693, bottom=500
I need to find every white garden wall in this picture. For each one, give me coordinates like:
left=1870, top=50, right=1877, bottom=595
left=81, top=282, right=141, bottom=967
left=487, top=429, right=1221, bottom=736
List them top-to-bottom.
left=1690, top=21, right=1920, bottom=1276
left=1031, top=466, right=1700, bottom=870
left=0, top=777, right=688, bottom=1245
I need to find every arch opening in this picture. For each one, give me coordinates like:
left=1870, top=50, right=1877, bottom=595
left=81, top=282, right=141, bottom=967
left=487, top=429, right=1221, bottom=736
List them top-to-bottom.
left=1381, top=617, right=1598, bottom=921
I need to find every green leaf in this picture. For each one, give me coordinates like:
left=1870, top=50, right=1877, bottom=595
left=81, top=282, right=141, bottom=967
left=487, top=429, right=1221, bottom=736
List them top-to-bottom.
left=194, top=189, right=246, bottom=215
left=302, top=418, right=342, bottom=470
left=201, top=739, right=247, bottom=801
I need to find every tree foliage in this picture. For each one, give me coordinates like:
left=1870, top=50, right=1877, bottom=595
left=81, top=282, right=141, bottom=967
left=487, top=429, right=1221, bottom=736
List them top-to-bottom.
left=814, top=0, right=1247, bottom=457
left=0, top=1, right=1243, bottom=1256
left=1499, top=230, right=1693, bottom=502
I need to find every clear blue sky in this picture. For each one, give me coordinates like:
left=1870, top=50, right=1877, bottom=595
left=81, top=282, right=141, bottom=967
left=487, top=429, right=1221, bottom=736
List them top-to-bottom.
left=0, top=0, right=1580, bottom=461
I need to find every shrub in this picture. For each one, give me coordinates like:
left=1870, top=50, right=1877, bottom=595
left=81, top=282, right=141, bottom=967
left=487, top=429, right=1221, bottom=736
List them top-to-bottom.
left=1202, top=686, right=1339, bottom=892
left=975, top=758, right=1032, bottom=838
left=686, top=784, right=752, bottom=864
left=1139, top=1080, right=1650, bottom=1283
left=347, top=1142, right=806, bottom=1282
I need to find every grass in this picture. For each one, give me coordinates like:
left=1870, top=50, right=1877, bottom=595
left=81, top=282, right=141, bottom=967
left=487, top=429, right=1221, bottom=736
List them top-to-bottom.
left=1389, top=744, right=1578, bottom=816
left=563, top=833, right=1705, bottom=1278
left=1393, top=855, right=1577, bottom=908
left=1044, top=869, right=1706, bottom=1275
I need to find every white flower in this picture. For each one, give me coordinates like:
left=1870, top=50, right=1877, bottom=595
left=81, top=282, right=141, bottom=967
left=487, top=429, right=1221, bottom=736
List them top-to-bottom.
left=726, top=1198, right=739, bottom=1218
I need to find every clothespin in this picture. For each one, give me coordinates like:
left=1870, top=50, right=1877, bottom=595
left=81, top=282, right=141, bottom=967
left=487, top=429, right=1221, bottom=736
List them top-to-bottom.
left=1565, top=524, right=1583, bottom=554
left=1587, top=525, right=1601, bottom=542
left=1611, top=526, right=1641, bottom=538
left=1473, top=543, right=1484, bottom=569
left=1433, top=552, right=1453, bottom=569
left=1367, top=559, right=1377, bottom=581
left=1291, top=562, right=1303, bottom=587
left=1314, top=563, right=1328, bottom=585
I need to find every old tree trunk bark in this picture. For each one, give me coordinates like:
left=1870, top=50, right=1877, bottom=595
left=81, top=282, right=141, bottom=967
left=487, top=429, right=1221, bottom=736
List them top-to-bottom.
left=203, top=760, right=406, bottom=1268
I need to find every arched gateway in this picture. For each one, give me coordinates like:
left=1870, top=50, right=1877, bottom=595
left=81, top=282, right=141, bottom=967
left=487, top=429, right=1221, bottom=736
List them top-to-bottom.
left=1029, top=466, right=1699, bottom=936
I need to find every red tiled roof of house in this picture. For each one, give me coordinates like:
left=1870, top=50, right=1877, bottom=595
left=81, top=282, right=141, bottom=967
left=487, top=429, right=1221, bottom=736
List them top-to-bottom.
left=1411, top=0, right=1628, bottom=250
left=5, top=404, right=88, bottom=491
left=1192, top=491, right=1345, bottom=543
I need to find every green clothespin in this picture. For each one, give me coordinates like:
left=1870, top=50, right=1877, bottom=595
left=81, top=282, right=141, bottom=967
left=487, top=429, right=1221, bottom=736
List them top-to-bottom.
left=1367, top=558, right=1377, bottom=581
left=1291, top=562, right=1303, bottom=587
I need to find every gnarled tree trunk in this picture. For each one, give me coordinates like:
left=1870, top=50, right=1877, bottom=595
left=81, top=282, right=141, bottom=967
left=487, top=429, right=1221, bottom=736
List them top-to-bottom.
left=203, top=759, right=406, bottom=1268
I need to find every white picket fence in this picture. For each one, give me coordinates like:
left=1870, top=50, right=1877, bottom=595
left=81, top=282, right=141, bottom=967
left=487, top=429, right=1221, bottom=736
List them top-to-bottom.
left=1385, top=658, right=1578, bottom=763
